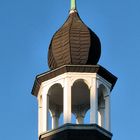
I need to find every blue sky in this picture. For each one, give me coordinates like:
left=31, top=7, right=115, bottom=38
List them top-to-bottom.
left=0, top=0, right=140, bottom=140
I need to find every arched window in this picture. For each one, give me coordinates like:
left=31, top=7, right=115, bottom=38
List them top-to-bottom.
left=72, top=79, right=90, bottom=124
left=48, top=83, right=63, bottom=129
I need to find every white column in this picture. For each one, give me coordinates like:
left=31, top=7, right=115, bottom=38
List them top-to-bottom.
left=63, top=77, right=72, bottom=124
left=90, top=79, right=98, bottom=124
left=42, top=89, right=49, bottom=132
left=105, top=95, right=111, bottom=131
left=38, top=96, right=43, bottom=136
left=74, top=108, right=86, bottom=124
left=98, top=108, right=105, bottom=128
left=98, top=111, right=101, bottom=126
left=52, top=115, right=59, bottom=129
left=76, top=116, right=84, bottom=124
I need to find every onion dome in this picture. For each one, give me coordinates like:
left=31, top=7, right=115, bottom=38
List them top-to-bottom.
left=48, top=0, right=101, bottom=69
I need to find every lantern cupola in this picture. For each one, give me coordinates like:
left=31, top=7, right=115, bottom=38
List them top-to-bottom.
left=32, top=1, right=117, bottom=140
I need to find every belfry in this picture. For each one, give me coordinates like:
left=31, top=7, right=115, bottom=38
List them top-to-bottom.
left=32, top=0, right=117, bottom=140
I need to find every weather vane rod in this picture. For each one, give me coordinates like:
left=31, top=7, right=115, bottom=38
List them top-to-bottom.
left=71, top=0, right=76, bottom=10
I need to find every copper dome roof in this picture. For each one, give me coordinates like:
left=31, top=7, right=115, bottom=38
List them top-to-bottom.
left=48, top=11, right=101, bottom=69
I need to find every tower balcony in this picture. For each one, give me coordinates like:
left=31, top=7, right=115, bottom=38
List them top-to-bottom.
left=39, top=123, right=112, bottom=140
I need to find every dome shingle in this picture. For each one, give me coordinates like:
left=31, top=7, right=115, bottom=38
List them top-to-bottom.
left=48, top=11, right=101, bottom=69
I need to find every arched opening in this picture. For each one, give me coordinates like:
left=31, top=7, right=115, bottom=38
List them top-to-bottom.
left=72, top=79, right=90, bottom=124
left=48, top=83, right=63, bottom=129
left=98, top=84, right=107, bottom=128
left=38, top=95, right=43, bottom=134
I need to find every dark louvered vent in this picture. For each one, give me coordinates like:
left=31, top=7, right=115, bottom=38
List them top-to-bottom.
left=48, top=12, right=101, bottom=69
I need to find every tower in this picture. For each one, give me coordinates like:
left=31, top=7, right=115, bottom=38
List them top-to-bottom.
left=32, top=0, right=117, bottom=140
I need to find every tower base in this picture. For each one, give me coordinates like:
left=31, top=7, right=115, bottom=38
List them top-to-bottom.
left=39, top=124, right=112, bottom=140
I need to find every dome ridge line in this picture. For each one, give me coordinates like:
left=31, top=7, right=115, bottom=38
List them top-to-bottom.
left=69, top=14, right=75, bottom=65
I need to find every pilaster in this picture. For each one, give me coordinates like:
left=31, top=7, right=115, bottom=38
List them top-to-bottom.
left=90, top=78, right=98, bottom=124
